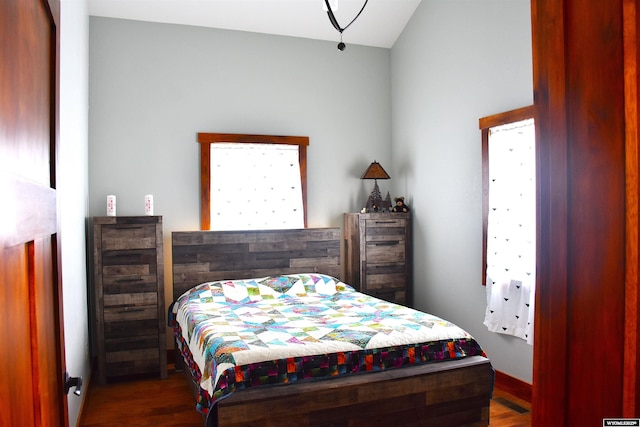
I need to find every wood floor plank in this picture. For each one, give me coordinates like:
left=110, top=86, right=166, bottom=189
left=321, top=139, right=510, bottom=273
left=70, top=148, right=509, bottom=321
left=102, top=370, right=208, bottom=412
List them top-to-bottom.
left=79, top=367, right=203, bottom=426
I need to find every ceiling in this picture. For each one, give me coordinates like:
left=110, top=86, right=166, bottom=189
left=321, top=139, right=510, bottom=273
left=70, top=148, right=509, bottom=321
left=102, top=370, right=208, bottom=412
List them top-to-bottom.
left=87, top=0, right=422, bottom=49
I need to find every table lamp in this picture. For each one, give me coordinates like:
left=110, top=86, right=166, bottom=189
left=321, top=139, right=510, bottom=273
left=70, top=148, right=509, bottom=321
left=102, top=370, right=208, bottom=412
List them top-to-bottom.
left=361, top=161, right=390, bottom=212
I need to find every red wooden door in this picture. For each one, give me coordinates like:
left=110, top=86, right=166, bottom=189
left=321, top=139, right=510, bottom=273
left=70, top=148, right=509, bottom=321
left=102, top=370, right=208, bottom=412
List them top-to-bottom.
left=0, top=0, right=67, bottom=425
left=532, top=0, right=640, bottom=423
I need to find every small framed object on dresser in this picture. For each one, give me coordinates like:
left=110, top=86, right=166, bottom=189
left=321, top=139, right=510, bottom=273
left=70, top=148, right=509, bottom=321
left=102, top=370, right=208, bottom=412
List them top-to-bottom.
left=343, top=212, right=412, bottom=306
left=91, top=216, right=167, bottom=384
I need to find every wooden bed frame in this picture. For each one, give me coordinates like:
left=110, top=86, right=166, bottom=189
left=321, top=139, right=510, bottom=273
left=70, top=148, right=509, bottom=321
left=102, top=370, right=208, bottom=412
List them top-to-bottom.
left=171, top=228, right=494, bottom=427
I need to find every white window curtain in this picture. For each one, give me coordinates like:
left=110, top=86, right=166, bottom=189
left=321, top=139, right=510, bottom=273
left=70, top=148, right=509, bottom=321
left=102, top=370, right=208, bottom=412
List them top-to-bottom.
left=483, top=119, right=536, bottom=344
left=209, top=143, right=304, bottom=231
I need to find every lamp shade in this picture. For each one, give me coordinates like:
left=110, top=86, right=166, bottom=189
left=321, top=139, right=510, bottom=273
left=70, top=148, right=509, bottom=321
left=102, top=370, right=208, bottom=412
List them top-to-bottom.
left=360, top=161, right=390, bottom=180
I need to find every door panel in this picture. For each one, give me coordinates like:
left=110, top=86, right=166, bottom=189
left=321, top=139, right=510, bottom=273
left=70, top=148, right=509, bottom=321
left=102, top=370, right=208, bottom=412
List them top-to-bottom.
left=0, top=0, right=66, bottom=425
left=33, top=236, right=64, bottom=426
left=0, top=244, right=37, bottom=427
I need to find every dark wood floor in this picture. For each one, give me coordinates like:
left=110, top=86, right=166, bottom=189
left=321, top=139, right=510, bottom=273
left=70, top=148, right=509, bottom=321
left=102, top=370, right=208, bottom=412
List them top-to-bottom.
left=79, top=366, right=531, bottom=426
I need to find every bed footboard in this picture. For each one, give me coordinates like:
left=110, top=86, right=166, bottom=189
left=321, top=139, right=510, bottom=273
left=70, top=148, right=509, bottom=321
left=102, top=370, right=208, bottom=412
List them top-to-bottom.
left=212, top=355, right=493, bottom=427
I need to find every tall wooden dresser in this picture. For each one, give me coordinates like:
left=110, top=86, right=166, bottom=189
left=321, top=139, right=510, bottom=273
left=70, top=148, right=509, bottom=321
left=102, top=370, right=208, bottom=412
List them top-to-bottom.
left=343, top=212, right=412, bottom=306
left=92, top=216, right=167, bottom=384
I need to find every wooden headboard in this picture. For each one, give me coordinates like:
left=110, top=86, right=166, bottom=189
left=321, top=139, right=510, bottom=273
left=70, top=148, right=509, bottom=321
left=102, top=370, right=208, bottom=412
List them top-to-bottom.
left=171, top=228, right=341, bottom=299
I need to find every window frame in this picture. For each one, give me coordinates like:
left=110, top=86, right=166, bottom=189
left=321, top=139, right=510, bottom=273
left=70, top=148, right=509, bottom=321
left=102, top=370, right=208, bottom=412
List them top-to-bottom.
left=479, top=105, right=535, bottom=286
left=197, top=133, right=309, bottom=230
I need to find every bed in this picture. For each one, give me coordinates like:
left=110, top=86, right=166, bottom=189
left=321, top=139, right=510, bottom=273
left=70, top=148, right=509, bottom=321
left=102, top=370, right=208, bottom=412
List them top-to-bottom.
left=171, top=228, right=494, bottom=427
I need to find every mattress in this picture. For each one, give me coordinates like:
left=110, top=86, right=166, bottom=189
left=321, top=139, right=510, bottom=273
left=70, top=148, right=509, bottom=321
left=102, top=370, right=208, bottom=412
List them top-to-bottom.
left=170, top=273, right=485, bottom=413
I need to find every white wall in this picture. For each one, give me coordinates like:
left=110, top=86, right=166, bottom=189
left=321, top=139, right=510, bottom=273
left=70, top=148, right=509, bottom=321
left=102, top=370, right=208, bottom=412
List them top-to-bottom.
left=60, top=0, right=90, bottom=425
left=391, top=0, right=534, bottom=382
left=88, top=17, right=392, bottom=349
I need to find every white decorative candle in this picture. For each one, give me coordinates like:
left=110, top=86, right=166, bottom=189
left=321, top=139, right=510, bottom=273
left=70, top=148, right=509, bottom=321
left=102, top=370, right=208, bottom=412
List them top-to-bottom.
left=144, top=194, right=154, bottom=216
left=106, top=195, right=116, bottom=216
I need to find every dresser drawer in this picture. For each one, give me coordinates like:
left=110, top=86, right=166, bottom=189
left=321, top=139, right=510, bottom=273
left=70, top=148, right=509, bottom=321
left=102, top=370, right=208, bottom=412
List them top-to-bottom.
left=364, top=218, right=407, bottom=229
left=101, top=224, right=156, bottom=251
left=364, top=241, right=405, bottom=264
left=101, top=249, right=157, bottom=274
left=365, top=264, right=407, bottom=284
left=102, top=274, right=159, bottom=294
left=103, top=292, right=157, bottom=307
left=103, top=304, right=158, bottom=322
left=104, top=318, right=160, bottom=339
left=105, top=334, right=160, bottom=353
left=106, top=348, right=160, bottom=376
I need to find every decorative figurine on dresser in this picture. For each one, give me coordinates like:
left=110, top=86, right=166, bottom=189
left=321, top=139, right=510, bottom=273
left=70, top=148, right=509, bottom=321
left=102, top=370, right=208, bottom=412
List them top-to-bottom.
left=343, top=212, right=412, bottom=306
left=91, top=216, right=167, bottom=384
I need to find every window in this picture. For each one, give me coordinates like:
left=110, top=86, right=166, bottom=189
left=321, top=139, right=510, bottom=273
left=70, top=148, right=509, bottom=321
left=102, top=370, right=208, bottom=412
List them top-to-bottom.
left=479, top=105, right=536, bottom=344
left=479, top=105, right=535, bottom=285
left=198, top=133, right=309, bottom=231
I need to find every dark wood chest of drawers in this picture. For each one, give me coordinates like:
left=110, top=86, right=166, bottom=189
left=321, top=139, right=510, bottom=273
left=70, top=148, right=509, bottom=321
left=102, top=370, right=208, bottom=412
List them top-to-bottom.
left=343, top=212, right=412, bottom=306
left=92, top=216, right=167, bottom=383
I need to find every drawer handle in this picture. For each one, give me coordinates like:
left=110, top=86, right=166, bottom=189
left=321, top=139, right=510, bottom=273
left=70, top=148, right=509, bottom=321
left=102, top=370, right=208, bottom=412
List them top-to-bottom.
left=374, top=221, right=398, bottom=224
left=373, top=241, right=400, bottom=246
left=114, top=277, right=142, bottom=283
left=124, top=307, right=145, bottom=312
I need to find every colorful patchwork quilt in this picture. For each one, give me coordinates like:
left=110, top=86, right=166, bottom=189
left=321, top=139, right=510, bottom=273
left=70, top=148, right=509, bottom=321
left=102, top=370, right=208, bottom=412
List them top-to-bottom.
left=170, top=274, right=485, bottom=413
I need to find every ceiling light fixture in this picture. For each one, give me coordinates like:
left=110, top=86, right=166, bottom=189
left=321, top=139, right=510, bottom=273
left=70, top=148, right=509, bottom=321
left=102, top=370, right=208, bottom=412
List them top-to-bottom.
left=323, top=0, right=369, bottom=51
